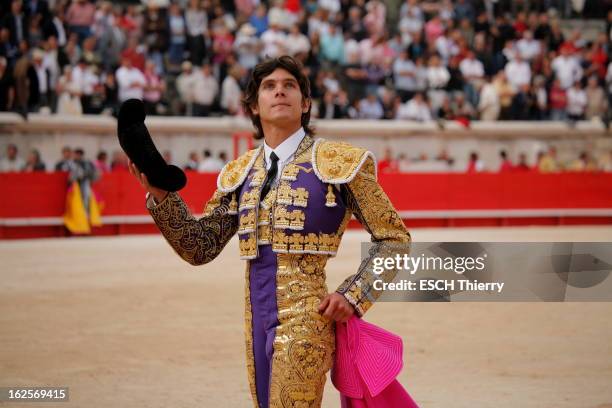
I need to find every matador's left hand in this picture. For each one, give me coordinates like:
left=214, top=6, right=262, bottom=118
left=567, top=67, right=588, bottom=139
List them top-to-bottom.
left=318, top=293, right=355, bottom=323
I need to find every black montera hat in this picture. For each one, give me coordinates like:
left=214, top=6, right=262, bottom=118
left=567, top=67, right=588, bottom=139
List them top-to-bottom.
left=117, top=99, right=186, bottom=192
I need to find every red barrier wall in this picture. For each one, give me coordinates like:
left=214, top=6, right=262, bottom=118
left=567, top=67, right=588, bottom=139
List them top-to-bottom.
left=1, top=171, right=612, bottom=239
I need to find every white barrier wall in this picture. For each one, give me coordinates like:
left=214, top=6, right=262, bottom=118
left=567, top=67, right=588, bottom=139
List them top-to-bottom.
left=1, top=113, right=610, bottom=171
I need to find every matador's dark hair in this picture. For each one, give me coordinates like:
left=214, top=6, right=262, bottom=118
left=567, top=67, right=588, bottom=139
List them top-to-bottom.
left=241, top=55, right=315, bottom=140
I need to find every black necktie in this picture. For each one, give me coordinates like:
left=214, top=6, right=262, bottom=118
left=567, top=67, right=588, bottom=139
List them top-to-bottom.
left=260, top=152, right=279, bottom=199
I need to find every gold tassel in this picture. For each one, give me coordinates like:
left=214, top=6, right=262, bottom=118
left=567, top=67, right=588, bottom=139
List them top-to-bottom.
left=325, top=184, right=337, bottom=207
left=228, top=192, right=238, bottom=214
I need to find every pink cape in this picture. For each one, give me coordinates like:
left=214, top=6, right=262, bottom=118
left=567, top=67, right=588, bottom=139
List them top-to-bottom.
left=332, top=316, right=419, bottom=408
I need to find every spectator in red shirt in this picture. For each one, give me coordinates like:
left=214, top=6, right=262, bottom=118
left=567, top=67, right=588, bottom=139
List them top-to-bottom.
left=512, top=11, right=528, bottom=35
left=120, top=36, right=146, bottom=73
left=549, top=79, right=567, bottom=121
left=377, top=148, right=399, bottom=174
left=466, top=151, right=484, bottom=173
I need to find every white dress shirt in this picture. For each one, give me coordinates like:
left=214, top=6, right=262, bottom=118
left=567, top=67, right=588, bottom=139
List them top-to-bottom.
left=263, top=127, right=306, bottom=185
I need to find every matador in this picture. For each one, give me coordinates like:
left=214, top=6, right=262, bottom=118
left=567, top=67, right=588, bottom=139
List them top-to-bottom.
left=135, top=56, right=411, bottom=408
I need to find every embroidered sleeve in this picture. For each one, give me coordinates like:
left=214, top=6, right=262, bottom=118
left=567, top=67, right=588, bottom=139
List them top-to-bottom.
left=335, top=157, right=411, bottom=316
left=147, top=190, right=239, bottom=266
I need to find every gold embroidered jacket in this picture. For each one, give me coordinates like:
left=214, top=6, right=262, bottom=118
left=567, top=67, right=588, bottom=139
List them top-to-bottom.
left=148, top=136, right=411, bottom=317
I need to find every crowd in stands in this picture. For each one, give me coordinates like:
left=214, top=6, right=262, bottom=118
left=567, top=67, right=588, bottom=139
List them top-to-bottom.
left=0, top=0, right=611, bottom=124
left=2, top=142, right=611, bottom=174
left=0, top=143, right=230, bottom=174
left=375, top=146, right=612, bottom=172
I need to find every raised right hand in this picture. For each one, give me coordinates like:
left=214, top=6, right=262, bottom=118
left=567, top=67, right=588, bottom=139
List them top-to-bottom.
left=128, top=159, right=169, bottom=203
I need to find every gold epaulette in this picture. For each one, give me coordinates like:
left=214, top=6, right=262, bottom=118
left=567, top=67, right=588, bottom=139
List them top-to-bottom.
left=311, top=138, right=377, bottom=184
left=217, top=146, right=263, bottom=192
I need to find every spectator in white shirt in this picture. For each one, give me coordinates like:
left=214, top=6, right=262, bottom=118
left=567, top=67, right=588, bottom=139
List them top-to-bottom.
left=319, top=0, right=341, bottom=14
left=399, top=0, right=424, bottom=34
left=268, top=1, right=293, bottom=29
left=233, top=23, right=261, bottom=70
left=260, top=23, right=287, bottom=59
left=285, top=24, right=310, bottom=58
left=516, top=30, right=541, bottom=61
left=435, top=32, right=458, bottom=65
left=501, top=40, right=517, bottom=62
left=551, top=47, right=583, bottom=89
left=393, top=49, right=417, bottom=102
left=459, top=50, right=484, bottom=106
left=459, top=51, right=484, bottom=81
left=426, top=54, right=450, bottom=112
left=504, top=55, right=531, bottom=90
left=115, top=57, right=146, bottom=102
left=70, top=58, right=100, bottom=113
left=175, top=61, right=197, bottom=115
left=192, top=63, right=218, bottom=116
left=56, top=65, right=83, bottom=115
left=220, top=65, right=243, bottom=115
left=478, top=77, right=500, bottom=121
left=566, top=81, right=587, bottom=122
left=396, top=92, right=432, bottom=121
left=358, top=93, right=384, bottom=119
left=0, top=144, right=25, bottom=172
left=198, top=149, right=224, bottom=172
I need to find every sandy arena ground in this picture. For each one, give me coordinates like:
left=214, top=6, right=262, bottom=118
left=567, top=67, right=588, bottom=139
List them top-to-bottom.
left=1, top=226, right=612, bottom=408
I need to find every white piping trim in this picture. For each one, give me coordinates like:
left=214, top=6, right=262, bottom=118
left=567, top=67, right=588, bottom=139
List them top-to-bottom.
left=311, top=138, right=378, bottom=184
left=216, top=146, right=263, bottom=193
left=287, top=249, right=337, bottom=255
left=240, top=254, right=258, bottom=260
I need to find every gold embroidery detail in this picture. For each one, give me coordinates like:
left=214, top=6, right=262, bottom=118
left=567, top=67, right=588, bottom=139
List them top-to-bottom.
left=314, top=139, right=372, bottom=184
left=218, top=147, right=261, bottom=191
left=334, top=156, right=411, bottom=317
left=280, top=163, right=300, bottom=181
left=249, top=168, right=266, bottom=187
left=276, top=182, right=294, bottom=205
left=325, top=184, right=337, bottom=207
left=292, top=187, right=309, bottom=207
left=260, top=188, right=276, bottom=210
left=239, top=189, right=258, bottom=211
left=148, top=191, right=238, bottom=266
left=228, top=192, right=238, bottom=214
left=274, top=206, right=291, bottom=228
left=257, top=208, right=270, bottom=226
left=238, top=209, right=256, bottom=234
left=288, top=209, right=305, bottom=230
left=258, top=224, right=271, bottom=244
left=273, top=229, right=289, bottom=252
left=269, top=231, right=343, bottom=255
left=288, top=233, right=304, bottom=252
left=304, top=233, right=319, bottom=252
left=238, top=234, right=257, bottom=257
left=268, top=253, right=334, bottom=407
left=243, top=262, right=259, bottom=407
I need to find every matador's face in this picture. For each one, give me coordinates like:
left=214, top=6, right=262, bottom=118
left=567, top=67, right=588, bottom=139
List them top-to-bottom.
left=251, top=68, right=310, bottom=128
